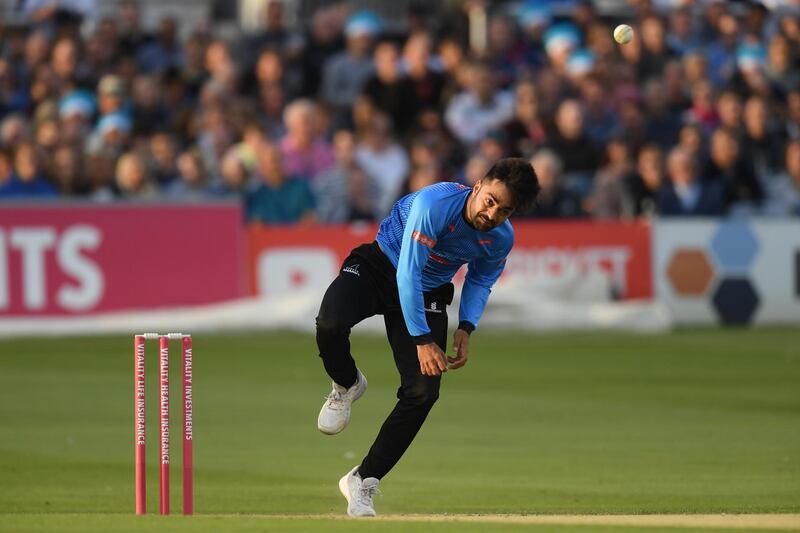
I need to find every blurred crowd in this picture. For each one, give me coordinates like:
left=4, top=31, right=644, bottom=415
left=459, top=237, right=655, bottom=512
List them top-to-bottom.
left=1, top=0, right=800, bottom=222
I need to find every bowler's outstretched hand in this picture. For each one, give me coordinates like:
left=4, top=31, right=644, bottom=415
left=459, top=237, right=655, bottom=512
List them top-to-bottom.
left=447, top=329, right=469, bottom=370
left=417, top=343, right=448, bottom=376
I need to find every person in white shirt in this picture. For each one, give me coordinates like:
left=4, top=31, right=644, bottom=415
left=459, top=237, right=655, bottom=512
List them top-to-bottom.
left=444, top=61, right=514, bottom=148
left=355, top=113, right=410, bottom=218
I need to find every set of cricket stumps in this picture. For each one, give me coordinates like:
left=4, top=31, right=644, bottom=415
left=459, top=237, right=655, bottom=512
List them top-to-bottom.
left=134, top=333, right=193, bottom=515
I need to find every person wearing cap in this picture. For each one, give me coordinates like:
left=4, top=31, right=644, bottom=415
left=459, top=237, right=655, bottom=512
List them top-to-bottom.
left=320, top=10, right=381, bottom=129
left=543, top=22, right=581, bottom=76
left=97, top=74, right=126, bottom=116
left=59, top=90, right=95, bottom=145
left=83, top=112, right=132, bottom=193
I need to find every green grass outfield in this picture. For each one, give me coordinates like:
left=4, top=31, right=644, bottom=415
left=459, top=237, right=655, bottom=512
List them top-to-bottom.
left=0, top=328, right=798, bottom=532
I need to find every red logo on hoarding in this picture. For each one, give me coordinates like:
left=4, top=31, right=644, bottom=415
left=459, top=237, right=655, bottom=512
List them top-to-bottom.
left=412, top=231, right=436, bottom=248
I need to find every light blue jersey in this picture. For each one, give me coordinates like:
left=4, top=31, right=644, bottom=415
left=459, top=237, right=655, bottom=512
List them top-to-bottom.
left=376, top=182, right=514, bottom=338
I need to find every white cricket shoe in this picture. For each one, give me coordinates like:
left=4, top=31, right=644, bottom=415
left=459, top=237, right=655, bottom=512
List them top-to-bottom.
left=317, top=370, right=367, bottom=435
left=339, top=465, right=379, bottom=517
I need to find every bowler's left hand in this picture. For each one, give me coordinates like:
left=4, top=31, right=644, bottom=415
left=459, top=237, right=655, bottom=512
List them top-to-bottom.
left=447, top=329, right=470, bottom=370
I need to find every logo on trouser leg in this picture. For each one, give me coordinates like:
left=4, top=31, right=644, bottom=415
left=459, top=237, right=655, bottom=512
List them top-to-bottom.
left=342, top=264, right=360, bottom=276
left=425, top=301, right=442, bottom=313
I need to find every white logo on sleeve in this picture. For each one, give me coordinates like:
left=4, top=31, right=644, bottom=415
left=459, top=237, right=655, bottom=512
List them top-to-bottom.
left=342, top=264, right=360, bottom=276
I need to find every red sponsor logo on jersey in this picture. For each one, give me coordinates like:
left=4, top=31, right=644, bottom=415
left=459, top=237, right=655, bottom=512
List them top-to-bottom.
left=449, top=224, right=455, bottom=233
left=412, top=230, right=436, bottom=248
left=478, top=239, right=492, bottom=245
left=429, top=252, right=450, bottom=265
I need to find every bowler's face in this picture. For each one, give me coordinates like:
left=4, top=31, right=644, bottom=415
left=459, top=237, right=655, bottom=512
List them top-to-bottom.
left=468, top=178, right=515, bottom=232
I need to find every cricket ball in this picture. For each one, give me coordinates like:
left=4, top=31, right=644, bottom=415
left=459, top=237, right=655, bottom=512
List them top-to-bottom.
left=614, top=24, right=633, bottom=45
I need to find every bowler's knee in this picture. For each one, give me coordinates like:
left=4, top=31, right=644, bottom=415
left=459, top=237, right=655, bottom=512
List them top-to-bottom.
left=315, top=315, right=350, bottom=338
left=399, top=377, right=440, bottom=408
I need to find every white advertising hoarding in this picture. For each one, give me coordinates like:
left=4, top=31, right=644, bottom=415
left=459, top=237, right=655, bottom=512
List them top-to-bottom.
left=654, top=219, right=800, bottom=325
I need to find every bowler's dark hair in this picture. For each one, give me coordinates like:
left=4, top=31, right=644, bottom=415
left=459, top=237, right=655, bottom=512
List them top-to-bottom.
left=484, top=157, right=540, bottom=213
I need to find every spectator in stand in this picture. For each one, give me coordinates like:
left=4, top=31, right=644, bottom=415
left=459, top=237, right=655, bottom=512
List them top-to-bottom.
left=22, top=0, right=96, bottom=36
left=117, top=0, right=150, bottom=51
left=246, top=0, right=304, bottom=66
left=515, top=2, right=550, bottom=71
left=299, top=6, right=344, bottom=98
left=667, top=7, right=701, bottom=56
left=320, top=10, right=380, bottom=129
left=706, top=11, right=739, bottom=86
left=485, top=14, right=526, bottom=88
left=639, top=15, right=677, bottom=82
left=137, top=16, right=183, bottom=74
left=85, top=17, right=120, bottom=78
left=543, top=22, right=580, bottom=78
left=20, top=30, right=51, bottom=91
left=402, top=31, right=446, bottom=114
left=765, top=34, right=799, bottom=97
left=436, top=36, right=467, bottom=107
left=50, top=37, right=88, bottom=94
left=205, top=39, right=239, bottom=96
left=362, top=40, right=416, bottom=136
left=731, top=44, right=774, bottom=99
left=252, top=48, right=300, bottom=106
left=683, top=51, right=708, bottom=89
left=662, top=59, right=691, bottom=113
left=445, top=60, right=514, bottom=148
left=96, top=74, right=126, bottom=118
left=131, top=75, right=168, bottom=137
left=580, top=75, right=617, bottom=146
left=643, top=78, right=682, bottom=148
left=503, top=79, right=547, bottom=158
left=684, top=79, right=719, bottom=135
left=786, top=89, right=800, bottom=141
left=58, top=90, right=93, bottom=145
left=716, top=90, right=744, bottom=138
left=741, top=95, right=785, bottom=181
left=279, top=98, right=334, bottom=180
left=546, top=98, right=600, bottom=196
left=196, top=104, right=235, bottom=181
left=408, top=108, right=461, bottom=174
left=355, top=112, right=409, bottom=218
left=0, top=114, right=29, bottom=151
left=34, top=116, right=60, bottom=154
left=677, top=122, right=706, bottom=165
left=705, top=128, right=763, bottom=211
left=314, top=129, right=377, bottom=223
left=476, top=129, right=509, bottom=162
left=147, top=132, right=179, bottom=186
left=408, top=134, right=441, bottom=172
left=589, top=135, right=636, bottom=219
left=762, top=140, right=800, bottom=216
left=246, top=141, right=315, bottom=223
left=0, top=142, right=58, bottom=199
left=626, top=143, right=664, bottom=218
left=49, top=144, right=86, bottom=195
left=658, top=146, right=725, bottom=216
left=210, top=148, right=251, bottom=198
left=522, top=148, right=583, bottom=219
left=0, top=150, right=13, bottom=189
left=166, top=150, right=208, bottom=199
left=94, top=151, right=156, bottom=201
left=461, top=153, right=491, bottom=187
left=406, top=163, right=440, bottom=193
